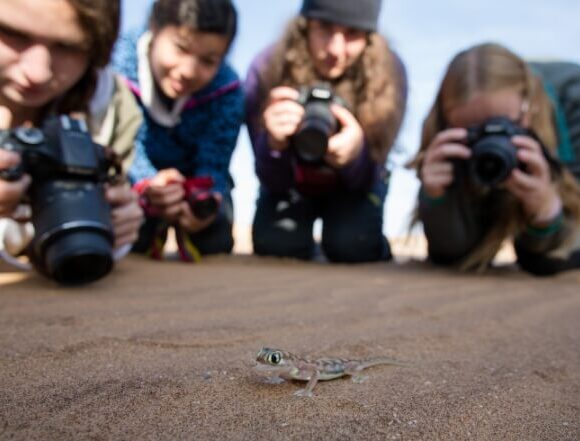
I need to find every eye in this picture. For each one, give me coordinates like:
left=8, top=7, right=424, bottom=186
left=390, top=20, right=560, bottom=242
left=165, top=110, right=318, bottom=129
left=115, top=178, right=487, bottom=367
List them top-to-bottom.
left=200, top=56, right=220, bottom=68
left=269, top=352, right=282, bottom=365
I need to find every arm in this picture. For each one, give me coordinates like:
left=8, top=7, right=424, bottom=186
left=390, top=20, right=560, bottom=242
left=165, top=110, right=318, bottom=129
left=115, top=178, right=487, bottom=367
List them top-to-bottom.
left=244, top=49, right=295, bottom=193
left=192, top=79, right=244, bottom=195
left=417, top=127, right=483, bottom=263
left=128, top=133, right=159, bottom=185
left=505, top=135, right=570, bottom=257
left=335, top=142, right=379, bottom=192
left=0, top=150, right=30, bottom=217
left=419, top=185, right=490, bottom=264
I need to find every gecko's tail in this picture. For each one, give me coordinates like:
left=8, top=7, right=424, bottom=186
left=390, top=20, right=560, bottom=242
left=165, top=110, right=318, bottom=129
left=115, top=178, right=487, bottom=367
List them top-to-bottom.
left=361, top=357, right=414, bottom=369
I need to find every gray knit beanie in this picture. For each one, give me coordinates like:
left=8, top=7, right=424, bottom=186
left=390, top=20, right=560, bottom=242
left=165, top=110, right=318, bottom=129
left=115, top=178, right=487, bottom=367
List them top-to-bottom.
left=300, top=0, right=382, bottom=32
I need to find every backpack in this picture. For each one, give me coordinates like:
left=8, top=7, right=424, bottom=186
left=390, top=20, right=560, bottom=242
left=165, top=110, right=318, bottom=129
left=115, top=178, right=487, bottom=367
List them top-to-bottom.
left=530, top=61, right=580, bottom=181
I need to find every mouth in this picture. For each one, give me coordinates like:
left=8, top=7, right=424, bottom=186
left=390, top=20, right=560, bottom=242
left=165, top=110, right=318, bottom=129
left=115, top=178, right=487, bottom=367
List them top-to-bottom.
left=315, top=57, right=344, bottom=78
left=171, top=80, right=185, bottom=92
left=13, top=82, right=43, bottom=96
left=254, top=363, right=283, bottom=373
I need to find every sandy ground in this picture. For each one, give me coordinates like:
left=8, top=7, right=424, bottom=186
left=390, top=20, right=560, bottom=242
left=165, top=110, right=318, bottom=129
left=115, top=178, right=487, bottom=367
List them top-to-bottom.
left=0, top=233, right=579, bottom=440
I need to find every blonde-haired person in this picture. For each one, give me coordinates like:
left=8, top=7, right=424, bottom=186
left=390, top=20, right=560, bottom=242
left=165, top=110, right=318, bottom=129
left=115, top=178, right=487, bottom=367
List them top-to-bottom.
left=245, top=0, right=407, bottom=262
left=413, top=43, right=580, bottom=275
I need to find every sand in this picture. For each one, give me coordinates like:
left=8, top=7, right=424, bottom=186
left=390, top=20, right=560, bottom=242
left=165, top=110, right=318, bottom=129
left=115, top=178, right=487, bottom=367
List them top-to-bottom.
left=0, top=242, right=579, bottom=440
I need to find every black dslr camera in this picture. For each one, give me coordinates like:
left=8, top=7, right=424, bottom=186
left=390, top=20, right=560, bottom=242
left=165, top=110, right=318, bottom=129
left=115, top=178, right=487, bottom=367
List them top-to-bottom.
left=292, top=83, right=342, bottom=163
left=0, top=116, right=119, bottom=285
left=464, top=116, right=530, bottom=188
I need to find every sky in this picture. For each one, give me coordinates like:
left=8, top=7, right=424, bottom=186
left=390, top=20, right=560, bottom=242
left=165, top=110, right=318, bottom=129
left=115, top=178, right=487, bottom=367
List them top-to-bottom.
left=121, top=0, right=580, bottom=236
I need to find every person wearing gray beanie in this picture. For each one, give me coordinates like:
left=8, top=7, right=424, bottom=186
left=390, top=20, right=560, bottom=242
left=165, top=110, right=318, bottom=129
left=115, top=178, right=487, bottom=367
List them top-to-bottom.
left=244, top=0, right=407, bottom=263
left=300, top=0, right=382, bottom=32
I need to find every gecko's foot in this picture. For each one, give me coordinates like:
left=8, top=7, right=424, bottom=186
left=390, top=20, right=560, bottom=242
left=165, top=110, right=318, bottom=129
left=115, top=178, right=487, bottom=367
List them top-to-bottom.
left=351, top=374, right=369, bottom=384
left=294, top=389, right=314, bottom=398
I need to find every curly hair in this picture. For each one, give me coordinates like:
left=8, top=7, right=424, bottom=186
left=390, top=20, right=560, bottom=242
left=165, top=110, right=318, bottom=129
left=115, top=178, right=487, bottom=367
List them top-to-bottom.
left=257, top=17, right=406, bottom=164
left=411, top=43, right=580, bottom=270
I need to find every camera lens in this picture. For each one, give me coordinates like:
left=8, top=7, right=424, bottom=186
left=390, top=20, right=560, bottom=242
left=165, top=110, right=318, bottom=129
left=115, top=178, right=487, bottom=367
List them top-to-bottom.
left=293, top=101, right=337, bottom=163
left=470, top=135, right=518, bottom=187
left=473, top=153, right=507, bottom=185
left=29, top=181, right=114, bottom=285
left=190, top=193, right=219, bottom=220
left=44, top=231, right=113, bottom=285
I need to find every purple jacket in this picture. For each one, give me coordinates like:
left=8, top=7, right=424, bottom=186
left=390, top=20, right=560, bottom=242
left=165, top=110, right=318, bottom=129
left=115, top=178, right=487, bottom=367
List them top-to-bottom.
left=244, top=46, right=407, bottom=194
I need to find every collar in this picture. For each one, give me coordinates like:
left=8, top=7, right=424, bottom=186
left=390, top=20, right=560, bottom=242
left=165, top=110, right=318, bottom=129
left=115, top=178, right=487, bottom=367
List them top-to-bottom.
left=137, top=31, right=189, bottom=127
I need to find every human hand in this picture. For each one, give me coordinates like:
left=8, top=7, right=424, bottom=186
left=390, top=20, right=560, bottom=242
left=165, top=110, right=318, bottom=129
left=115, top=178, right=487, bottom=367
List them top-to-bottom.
left=263, top=86, right=304, bottom=151
left=324, top=104, right=364, bottom=168
left=420, top=128, right=471, bottom=198
left=504, top=135, right=562, bottom=225
left=0, top=150, right=30, bottom=217
left=145, top=168, right=186, bottom=222
left=105, top=183, right=143, bottom=248
left=177, top=192, right=222, bottom=233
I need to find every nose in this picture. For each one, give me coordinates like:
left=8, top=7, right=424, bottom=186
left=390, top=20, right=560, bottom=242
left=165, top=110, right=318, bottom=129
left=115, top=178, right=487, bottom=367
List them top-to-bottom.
left=326, top=31, right=347, bottom=58
left=20, top=44, right=53, bottom=86
left=177, top=56, right=198, bottom=82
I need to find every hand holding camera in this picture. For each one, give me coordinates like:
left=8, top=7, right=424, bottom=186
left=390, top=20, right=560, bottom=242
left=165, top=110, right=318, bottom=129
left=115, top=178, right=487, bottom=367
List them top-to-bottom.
left=265, top=83, right=362, bottom=168
left=263, top=87, right=304, bottom=151
left=324, top=103, right=364, bottom=168
left=0, top=116, right=122, bottom=284
left=422, top=117, right=563, bottom=222
left=421, top=127, right=471, bottom=198
left=503, top=135, right=563, bottom=226
left=0, top=149, right=31, bottom=217
left=140, top=168, right=186, bottom=221
left=138, top=169, right=221, bottom=232
left=106, top=184, right=143, bottom=249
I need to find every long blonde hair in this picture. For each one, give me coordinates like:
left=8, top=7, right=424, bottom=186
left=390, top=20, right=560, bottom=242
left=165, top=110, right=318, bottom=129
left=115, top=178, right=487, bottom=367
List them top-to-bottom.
left=256, top=17, right=406, bottom=164
left=413, top=42, right=580, bottom=270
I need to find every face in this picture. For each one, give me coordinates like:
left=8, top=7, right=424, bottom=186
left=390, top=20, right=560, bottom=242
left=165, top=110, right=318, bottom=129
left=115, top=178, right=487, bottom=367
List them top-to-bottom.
left=0, top=0, right=90, bottom=122
left=306, top=19, right=368, bottom=80
left=149, top=26, right=228, bottom=100
left=446, top=88, right=529, bottom=129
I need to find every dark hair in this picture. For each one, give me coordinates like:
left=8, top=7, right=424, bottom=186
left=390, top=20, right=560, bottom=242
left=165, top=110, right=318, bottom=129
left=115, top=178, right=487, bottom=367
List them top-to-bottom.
left=57, top=0, right=121, bottom=114
left=150, top=0, right=237, bottom=49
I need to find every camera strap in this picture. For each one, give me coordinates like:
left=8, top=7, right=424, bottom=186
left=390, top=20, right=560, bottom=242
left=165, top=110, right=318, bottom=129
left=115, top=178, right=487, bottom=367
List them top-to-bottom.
left=534, top=134, right=564, bottom=178
left=103, top=147, right=125, bottom=185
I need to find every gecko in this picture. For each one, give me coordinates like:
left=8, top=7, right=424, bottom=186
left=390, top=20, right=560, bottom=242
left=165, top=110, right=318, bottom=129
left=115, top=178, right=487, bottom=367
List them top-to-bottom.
left=255, top=347, right=411, bottom=397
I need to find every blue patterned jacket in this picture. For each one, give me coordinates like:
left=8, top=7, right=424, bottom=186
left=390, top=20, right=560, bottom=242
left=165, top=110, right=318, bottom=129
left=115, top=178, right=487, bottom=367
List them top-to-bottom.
left=112, top=29, right=244, bottom=195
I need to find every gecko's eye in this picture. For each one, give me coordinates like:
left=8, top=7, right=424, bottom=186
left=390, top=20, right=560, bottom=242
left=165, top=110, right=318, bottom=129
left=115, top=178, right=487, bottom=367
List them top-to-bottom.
left=269, top=352, right=282, bottom=365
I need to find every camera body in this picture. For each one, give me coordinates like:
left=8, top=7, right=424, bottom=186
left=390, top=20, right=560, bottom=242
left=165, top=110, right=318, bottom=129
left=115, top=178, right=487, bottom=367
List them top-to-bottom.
left=292, top=83, right=342, bottom=163
left=0, top=116, right=117, bottom=285
left=464, top=116, right=529, bottom=188
left=182, top=176, right=219, bottom=220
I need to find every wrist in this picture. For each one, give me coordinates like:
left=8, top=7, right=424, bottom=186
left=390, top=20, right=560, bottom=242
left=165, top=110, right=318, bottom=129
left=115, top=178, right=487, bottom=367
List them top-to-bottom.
left=267, top=133, right=289, bottom=151
left=421, top=186, right=446, bottom=200
left=419, top=187, right=447, bottom=206
left=529, top=195, right=563, bottom=228
left=526, top=210, right=564, bottom=237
